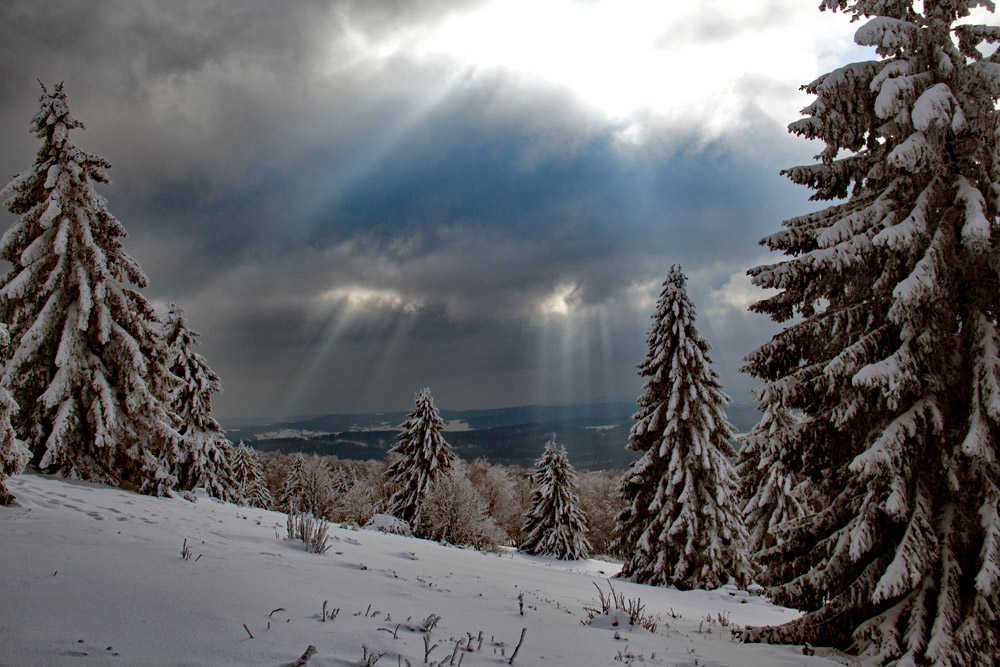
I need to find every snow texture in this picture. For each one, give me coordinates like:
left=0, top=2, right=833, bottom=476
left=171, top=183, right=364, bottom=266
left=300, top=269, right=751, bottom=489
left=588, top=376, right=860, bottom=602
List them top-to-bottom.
left=0, top=473, right=850, bottom=666
left=363, top=512, right=413, bottom=536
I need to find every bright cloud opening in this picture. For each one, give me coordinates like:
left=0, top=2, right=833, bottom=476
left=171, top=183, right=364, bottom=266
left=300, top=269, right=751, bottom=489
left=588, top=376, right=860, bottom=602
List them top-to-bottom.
left=418, top=0, right=862, bottom=136
left=707, top=270, right=777, bottom=317
left=537, top=282, right=581, bottom=317
left=317, top=285, right=423, bottom=314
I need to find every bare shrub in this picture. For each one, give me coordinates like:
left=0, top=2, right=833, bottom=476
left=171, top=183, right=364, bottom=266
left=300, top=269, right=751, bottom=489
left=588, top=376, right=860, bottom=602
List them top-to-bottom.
left=466, top=459, right=531, bottom=545
left=419, top=460, right=504, bottom=550
left=577, top=470, right=626, bottom=557
left=286, top=510, right=331, bottom=554
left=583, top=580, right=657, bottom=633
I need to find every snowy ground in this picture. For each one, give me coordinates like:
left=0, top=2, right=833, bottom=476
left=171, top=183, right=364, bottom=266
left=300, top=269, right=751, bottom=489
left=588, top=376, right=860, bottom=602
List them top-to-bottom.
left=0, top=475, right=852, bottom=666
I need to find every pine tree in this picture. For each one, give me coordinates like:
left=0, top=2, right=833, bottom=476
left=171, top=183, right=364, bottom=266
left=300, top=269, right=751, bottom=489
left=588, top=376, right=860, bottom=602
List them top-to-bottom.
left=741, top=2, right=1000, bottom=662
left=0, top=83, right=180, bottom=495
left=614, top=266, right=750, bottom=589
left=164, top=303, right=239, bottom=502
left=0, top=323, right=28, bottom=505
left=385, top=387, right=455, bottom=529
left=736, top=392, right=807, bottom=556
left=520, top=439, right=591, bottom=560
left=230, top=441, right=272, bottom=509
left=278, top=453, right=306, bottom=512
left=278, top=453, right=334, bottom=517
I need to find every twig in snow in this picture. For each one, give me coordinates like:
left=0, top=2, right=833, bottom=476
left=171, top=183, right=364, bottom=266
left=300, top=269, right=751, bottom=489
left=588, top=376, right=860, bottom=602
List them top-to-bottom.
left=181, top=539, right=192, bottom=560
left=270, top=607, right=286, bottom=617
left=418, top=613, right=441, bottom=632
left=243, top=624, right=254, bottom=639
left=376, top=624, right=401, bottom=639
left=508, top=628, right=526, bottom=665
left=423, top=634, right=439, bottom=662
left=291, top=645, right=317, bottom=666
left=361, top=645, right=386, bottom=666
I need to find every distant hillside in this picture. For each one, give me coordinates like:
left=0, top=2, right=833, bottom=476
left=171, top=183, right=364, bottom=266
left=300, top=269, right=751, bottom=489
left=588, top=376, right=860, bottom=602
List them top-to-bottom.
left=227, top=400, right=761, bottom=470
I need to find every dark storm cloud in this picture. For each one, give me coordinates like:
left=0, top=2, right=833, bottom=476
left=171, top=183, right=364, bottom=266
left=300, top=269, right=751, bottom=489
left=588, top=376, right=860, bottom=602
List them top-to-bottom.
left=0, top=0, right=816, bottom=419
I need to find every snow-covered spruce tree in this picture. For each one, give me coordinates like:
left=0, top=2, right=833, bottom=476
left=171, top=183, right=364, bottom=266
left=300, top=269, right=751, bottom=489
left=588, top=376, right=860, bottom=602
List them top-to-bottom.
left=741, top=2, right=1000, bottom=662
left=0, top=83, right=181, bottom=494
left=614, top=266, right=751, bottom=589
left=164, top=303, right=239, bottom=502
left=0, top=323, right=29, bottom=505
left=385, top=387, right=455, bottom=529
left=736, top=393, right=807, bottom=556
left=519, top=439, right=591, bottom=560
left=230, top=442, right=273, bottom=509
left=278, top=453, right=334, bottom=517
left=278, top=453, right=306, bottom=512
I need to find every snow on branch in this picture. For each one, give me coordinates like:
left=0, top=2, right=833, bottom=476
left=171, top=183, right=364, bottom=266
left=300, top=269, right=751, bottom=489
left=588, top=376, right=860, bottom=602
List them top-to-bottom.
left=854, top=16, right=922, bottom=57
left=911, top=83, right=965, bottom=133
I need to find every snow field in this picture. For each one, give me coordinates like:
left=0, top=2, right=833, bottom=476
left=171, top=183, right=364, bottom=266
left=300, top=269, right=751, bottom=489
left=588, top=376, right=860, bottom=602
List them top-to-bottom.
left=0, top=474, right=844, bottom=666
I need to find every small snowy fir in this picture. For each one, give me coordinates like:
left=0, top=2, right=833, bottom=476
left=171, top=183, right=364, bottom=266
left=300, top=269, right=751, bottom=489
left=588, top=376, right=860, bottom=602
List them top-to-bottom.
left=741, top=2, right=1000, bottom=663
left=0, top=83, right=181, bottom=495
left=614, top=266, right=751, bottom=590
left=163, top=303, right=239, bottom=503
left=0, top=323, right=28, bottom=504
left=385, top=387, right=455, bottom=530
left=736, top=391, right=808, bottom=556
left=519, top=439, right=591, bottom=560
left=229, top=441, right=273, bottom=509
left=278, top=453, right=334, bottom=517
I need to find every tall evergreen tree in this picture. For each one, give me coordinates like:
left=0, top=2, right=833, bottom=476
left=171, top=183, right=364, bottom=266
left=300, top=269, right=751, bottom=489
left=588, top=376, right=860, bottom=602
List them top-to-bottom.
left=742, top=2, right=1000, bottom=662
left=0, top=83, right=180, bottom=494
left=614, top=266, right=750, bottom=589
left=164, top=303, right=239, bottom=502
left=0, top=323, right=28, bottom=505
left=386, top=387, right=455, bottom=529
left=736, top=392, right=807, bottom=556
left=520, top=439, right=591, bottom=560
left=230, top=441, right=272, bottom=509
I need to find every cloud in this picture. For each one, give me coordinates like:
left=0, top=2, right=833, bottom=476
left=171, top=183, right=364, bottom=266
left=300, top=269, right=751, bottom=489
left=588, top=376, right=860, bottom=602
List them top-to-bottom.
left=0, top=0, right=879, bottom=418
left=707, top=269, right=778, bottom=317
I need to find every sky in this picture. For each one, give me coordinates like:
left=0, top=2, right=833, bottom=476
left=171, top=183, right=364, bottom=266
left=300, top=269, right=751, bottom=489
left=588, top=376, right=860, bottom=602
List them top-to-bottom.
left=0, top=0, right=949, bottom=422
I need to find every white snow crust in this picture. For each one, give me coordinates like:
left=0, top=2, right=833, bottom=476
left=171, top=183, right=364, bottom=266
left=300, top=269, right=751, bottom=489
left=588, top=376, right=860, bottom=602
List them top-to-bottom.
left=0, top=474, right=847, bottom=666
